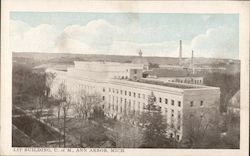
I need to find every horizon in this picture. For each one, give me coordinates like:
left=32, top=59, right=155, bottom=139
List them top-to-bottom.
left=12, top=51, right=240, bottom=61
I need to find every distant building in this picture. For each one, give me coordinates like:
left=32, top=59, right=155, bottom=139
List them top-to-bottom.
left=46, top=60, right=220, bottom=142
left=144, top=68, right=204, bottom=85
left=143, top=77, right=203, bottom=85
left=227, top=91, right=240, bottom=116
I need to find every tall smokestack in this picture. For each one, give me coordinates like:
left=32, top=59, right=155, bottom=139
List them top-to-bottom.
left=179, top=40, right=182, bottom=66
left=192, top=50, right=195, bottom=75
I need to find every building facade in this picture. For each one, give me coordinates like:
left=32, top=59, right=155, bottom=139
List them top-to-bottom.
left=46, top=61, right=220, bottom=141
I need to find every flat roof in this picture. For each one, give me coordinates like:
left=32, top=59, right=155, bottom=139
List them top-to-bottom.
left=133, top=79, right=204, bottom=89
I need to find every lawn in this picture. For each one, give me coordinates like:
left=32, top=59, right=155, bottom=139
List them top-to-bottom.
left=12, top=116, right=62, bottom=146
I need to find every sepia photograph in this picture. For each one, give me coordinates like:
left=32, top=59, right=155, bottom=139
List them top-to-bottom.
left=1, top=0, right=249, bottom=156
left=11, top=11, right=241, bottom=149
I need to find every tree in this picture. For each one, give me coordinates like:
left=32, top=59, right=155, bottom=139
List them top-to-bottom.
left=45, top=72, right=56, bottom=98
left=204, top=72, right=240, bottom=112
left=53, top=82, right=70, bottom=147
left=72, top=90, right=103, bottom=147
left=182, top=108, right=221, bottom=148
left=139, top=111, right=176, bottom=148
left=109, top=112, right=143, bottom=148
left=221, top=112, right=240, bottom=148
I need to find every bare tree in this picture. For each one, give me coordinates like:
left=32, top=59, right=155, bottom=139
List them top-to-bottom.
left=54, top=82, right=69, bottom=147
left=72, top=90, right=103, bottom=147
left=182, top=108, right=221, bottom=148
left=109, top=112, right=143, bottom=148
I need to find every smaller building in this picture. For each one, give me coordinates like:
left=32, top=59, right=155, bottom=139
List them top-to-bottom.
left=144, top=68, right=204, bottom=85
left=144, top=77, right=203, bottom=85
left=227, top=91, right=240, bottom=116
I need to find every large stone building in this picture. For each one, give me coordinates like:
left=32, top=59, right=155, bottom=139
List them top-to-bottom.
left=46, top=60, right=220, bottom=141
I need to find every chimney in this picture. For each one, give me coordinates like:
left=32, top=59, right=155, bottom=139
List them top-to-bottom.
left=179, top=40, right=182, bottom=66
left=192, top=50, right=195, bottom=75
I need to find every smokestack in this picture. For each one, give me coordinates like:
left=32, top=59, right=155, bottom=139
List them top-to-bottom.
left=179, top=40, right=182, bottom=66
left=192, top=50, right=195, bottom=75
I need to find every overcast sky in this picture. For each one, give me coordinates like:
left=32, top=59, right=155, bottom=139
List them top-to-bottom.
left=10, top=12, right=239, bottom=59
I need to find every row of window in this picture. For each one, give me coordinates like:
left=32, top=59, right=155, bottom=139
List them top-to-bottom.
left=104, top=88, right=182, bottom=108
left=105, top=88, right=146, bottom=99
left=157, top=97, right=182, bottom=107
left=190, top=100, right=204, bottom=107
left=107, top=101, right=145, bottom=114
left=165, top=108, right=181, bottom=119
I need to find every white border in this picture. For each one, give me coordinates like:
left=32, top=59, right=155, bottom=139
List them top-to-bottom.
left=1, top=0, right=249, bottom=156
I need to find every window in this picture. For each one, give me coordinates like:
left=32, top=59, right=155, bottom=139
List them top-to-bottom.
left=134, top=69, right=137, bottom=74
left=103, top=88, right=105, bottom=92
left=109, top=88, right=111, bottom=92
left=112, top=88, right=115, bottom=93
left=116, top=89, right=118, bottom=94
left=120, top=90, right=123, bottom=95
left=125, top=91, right=127, bottom=95
left=129, top=91, right=131, bottom=96
left=133, top=92, right=136, bottom=97
left=138, top=93, right=140, bottom=98
left=143, top=94, right=145, bottom=99
left=102, top=96, right=105, bottom=100
left=154, top=97, right=156, bottom=102
left=120, top=98, right=123, bottom=103
left=159, top=98, right=162, bottom=103
left=165, top=99, right=168, bottom=104
left=128, top=100, right=131, bottom=111
left=171, top=100, right=174, bottom=106
left=200, top=100, right=204, bottom=107
left=178, top=101, right=181, bottom=107
left=190, top=101, right=194, bottom=107
left=171, top=109, right=174, bottom=117
left=178, top=111, right=181, bottom=119
left=171, top=123, right=174, bottom=128
left=177, top=125, right=181, bottom=130
left=170, top=133, right=173, bottom=138
left=176, top=135, right=180, bottom=140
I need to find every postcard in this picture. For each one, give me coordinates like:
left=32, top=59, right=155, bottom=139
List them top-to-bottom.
left=1, top=0, right=249, bottom=156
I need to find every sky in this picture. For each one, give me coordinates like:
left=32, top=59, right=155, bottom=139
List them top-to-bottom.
left=10, top=12, right=239, bottom=59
